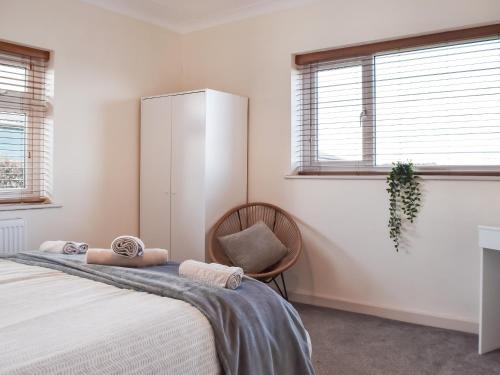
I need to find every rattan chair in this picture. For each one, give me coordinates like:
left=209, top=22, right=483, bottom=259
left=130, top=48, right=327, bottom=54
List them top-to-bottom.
left=208, top=202, right=302, bottom=300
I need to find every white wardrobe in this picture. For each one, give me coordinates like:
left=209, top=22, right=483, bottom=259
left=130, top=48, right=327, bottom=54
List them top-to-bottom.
left=140, top=89, right=248, bottom=262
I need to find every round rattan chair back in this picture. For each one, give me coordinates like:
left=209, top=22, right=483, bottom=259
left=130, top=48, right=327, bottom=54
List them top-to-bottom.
left=208, top=202, right=302, bottom=280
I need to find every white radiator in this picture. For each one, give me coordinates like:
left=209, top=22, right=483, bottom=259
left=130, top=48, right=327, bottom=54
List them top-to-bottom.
left=0, top=219, right=26, bottom=254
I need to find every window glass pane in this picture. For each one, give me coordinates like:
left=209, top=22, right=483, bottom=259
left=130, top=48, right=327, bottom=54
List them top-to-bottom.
left=375, top=39, right=500, bottom=166
left=0, top=63, right=26, bottom=92
left=317, top=65, right=363, bottom=161
left=0, top=112, right=25, bottom=189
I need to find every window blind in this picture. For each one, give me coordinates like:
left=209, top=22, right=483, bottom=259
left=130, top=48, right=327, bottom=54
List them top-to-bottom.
left=294, top=25, right=500, bottom=175
left=0, top=41, right=51, bottom=203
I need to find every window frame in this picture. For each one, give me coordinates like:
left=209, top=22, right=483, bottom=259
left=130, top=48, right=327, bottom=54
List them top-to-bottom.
left=295, top=23, right=500, bottom=176
left=0, top=42, right=49, bottom=204
left=305, top=57, right=375, bottom=169
left=0, top=60, right=36, bottom=199
left=0, top=111, right=28, bottom=192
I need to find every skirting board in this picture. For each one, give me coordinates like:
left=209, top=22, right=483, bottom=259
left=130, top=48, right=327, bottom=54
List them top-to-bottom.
left=289, top=291, right=478, bottom=334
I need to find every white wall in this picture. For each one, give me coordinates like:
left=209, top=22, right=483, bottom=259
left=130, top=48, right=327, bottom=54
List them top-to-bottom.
left=0, top=0, right=181, bottom=248
left=180, top=0, right=500, bottom=330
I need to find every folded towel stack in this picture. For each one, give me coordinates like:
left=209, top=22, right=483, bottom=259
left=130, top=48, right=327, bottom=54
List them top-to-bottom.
left=111, top=236, right=144, bottom=257
left=39, top=241, right=88, bottom=255
left=86, top=248, right=169, bottom=268
left=179, top=260, right=243, bottom=290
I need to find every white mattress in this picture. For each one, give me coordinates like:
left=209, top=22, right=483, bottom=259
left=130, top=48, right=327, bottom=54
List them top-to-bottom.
left=0, top=260, right=220, bottom=375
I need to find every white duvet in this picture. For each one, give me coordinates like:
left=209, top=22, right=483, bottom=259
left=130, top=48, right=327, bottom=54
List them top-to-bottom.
left=0, top=260, right=220, bottom=375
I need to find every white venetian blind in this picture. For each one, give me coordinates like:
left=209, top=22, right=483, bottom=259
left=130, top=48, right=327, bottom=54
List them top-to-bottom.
left=295, top=28, right=500, bottom=175
left=0, top=41, right=52, bottom=203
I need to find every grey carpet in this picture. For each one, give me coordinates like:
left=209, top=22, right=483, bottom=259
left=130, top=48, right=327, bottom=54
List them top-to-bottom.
left=294, top=303, right=500, bottom=375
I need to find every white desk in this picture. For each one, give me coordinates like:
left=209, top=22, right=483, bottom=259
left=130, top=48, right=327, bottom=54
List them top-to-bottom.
left=478, top=226, right=500, bottom=354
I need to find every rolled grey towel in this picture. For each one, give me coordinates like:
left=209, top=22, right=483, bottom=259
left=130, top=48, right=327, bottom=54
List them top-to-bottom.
left=111, top=236, right=145, bottom=257
left=40, top=241, right=88, bottom=255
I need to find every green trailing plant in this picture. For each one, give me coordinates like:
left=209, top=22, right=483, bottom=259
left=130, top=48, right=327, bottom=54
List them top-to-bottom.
left=386, top=162, right=421, bottom=251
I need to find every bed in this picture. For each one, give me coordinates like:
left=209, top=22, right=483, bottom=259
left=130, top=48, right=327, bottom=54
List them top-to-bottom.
left=0, top=252, right=314, bottom=375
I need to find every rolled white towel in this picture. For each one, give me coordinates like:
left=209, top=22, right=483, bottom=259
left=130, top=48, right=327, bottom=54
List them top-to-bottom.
left=111, top=236, right=144, bottom=257
left=40, top=241, right=88, bottom=255
left=179, top=260, right=243, bottom=290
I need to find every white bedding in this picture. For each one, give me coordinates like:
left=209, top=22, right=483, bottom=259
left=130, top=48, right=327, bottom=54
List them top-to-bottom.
left=0, top=260, right=220, bottom=375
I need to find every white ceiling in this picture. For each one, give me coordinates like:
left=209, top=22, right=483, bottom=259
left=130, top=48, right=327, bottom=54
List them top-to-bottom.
left=81, top=0, right=315, bottom=33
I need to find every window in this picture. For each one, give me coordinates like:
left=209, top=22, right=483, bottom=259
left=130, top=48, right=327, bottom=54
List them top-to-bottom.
left=295, top=24, right=500, bottom=175
left=0, top=41, right=51, bottom=203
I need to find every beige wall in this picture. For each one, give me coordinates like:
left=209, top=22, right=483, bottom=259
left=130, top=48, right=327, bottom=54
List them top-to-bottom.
left=0, top=0, right=181, bottom=248
left=180, top=0, right=500, bottom=329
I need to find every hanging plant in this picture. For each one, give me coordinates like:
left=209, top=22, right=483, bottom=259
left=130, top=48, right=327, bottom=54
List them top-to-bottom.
left=386, top=161, right=421, bottom=251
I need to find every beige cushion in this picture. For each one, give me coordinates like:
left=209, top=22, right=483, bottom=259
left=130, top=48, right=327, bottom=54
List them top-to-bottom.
left=218, top=221, right=288, bottom=274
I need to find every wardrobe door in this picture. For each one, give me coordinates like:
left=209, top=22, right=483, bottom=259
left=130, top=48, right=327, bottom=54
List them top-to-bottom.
left=170, top=92, right=206, bottom=262
left=140, top=96, right=172, bottom=250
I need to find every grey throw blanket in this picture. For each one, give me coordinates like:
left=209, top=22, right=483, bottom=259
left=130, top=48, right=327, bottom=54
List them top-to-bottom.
left=8, top=251, right=315, bottom=375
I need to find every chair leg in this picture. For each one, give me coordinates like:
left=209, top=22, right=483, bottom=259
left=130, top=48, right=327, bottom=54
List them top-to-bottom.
left=280, top=272, right=288, bottom=301
left=267, top=273, right=288, bottom=301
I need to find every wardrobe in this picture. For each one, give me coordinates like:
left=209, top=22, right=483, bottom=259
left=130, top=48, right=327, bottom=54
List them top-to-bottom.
left=140, top=90, right=248, bottom=262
